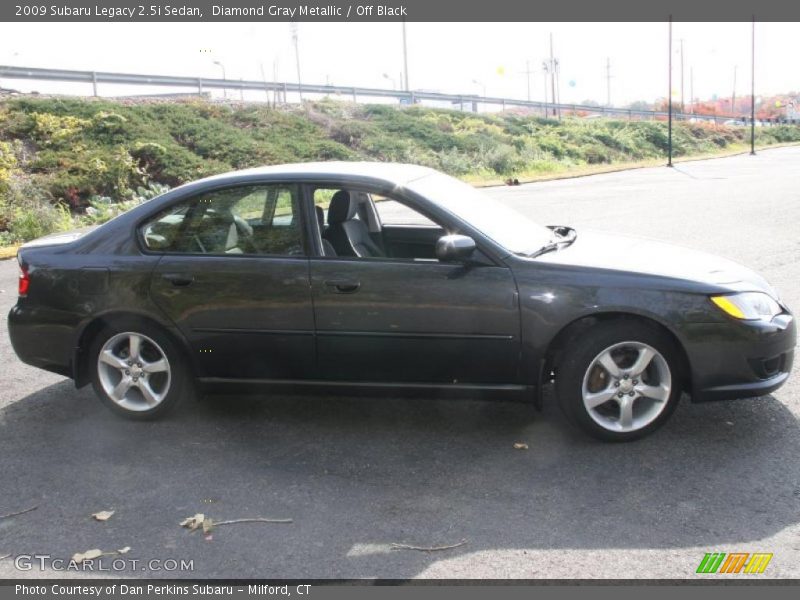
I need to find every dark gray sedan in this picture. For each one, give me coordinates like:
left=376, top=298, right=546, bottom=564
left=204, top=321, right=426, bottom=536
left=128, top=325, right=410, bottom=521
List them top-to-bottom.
left=7, top=162, right=796, bottom=441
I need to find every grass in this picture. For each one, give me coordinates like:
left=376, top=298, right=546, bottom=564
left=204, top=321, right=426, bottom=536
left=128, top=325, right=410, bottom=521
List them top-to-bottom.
left=1, top=95, right=799, bottom=248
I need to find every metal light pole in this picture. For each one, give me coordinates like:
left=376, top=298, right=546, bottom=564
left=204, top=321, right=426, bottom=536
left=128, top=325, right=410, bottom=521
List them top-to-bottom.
left=668, top=16, right=673, bottom=167
left=750, top=16, right=756, bottom=155
left=402, top=20, right=409, bottom=91
left=291, top=23, right=303, bottom=102
left=680, top=39, right=685, bottom=113
left=554, top=58, right=561, bottom=117
left=273, top=59, right=281, bottom=105
left=213, top=60, right=227, bottom=99
left=526, top=60, right=531, bottom=102
left=259, top=63, right=270, bottom=106
left=382, top=73, right=396, bottom=90
left=472, top=79, right=486, bottom=113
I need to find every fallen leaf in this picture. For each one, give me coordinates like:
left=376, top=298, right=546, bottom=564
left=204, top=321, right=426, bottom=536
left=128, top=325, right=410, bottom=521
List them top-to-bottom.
left=513, top=442, right=529, bottom=450
left=92, top=510, right=115, bottom=522
left=180, top=513, right=206, bottom=532
left=117, top=547, right=130, bottom=555
left=72, top=549, right=104, bottom=563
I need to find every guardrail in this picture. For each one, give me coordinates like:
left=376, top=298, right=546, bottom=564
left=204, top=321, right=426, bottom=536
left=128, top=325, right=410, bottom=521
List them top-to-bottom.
left=0, top=64, right=776, bottom=124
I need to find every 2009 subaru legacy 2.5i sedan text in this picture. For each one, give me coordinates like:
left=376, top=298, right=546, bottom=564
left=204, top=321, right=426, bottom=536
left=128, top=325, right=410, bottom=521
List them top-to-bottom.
left=7, top=162, right=796, bottom=441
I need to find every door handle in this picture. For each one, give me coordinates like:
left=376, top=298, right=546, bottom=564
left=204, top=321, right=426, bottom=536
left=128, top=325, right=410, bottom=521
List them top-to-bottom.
left=161, top=273, right=194, bottom=287
left=324, top=279, right=361, bottom=293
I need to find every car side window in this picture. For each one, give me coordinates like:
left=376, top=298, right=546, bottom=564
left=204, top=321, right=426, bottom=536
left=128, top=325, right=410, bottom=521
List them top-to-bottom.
left=140, top=184, right=305, bottom=256
left=314, top=186, right=448, bottom=262
left=373, top=195, right=437, bottom=227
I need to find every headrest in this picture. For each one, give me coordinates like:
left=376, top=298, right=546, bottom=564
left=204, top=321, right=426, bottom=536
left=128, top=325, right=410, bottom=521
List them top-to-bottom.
left=327, top=190, right=356, bottom=224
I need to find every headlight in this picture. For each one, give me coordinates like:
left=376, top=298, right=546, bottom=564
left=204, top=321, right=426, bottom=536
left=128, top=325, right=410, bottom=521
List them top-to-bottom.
left=710, top=292, right=782, bottom=321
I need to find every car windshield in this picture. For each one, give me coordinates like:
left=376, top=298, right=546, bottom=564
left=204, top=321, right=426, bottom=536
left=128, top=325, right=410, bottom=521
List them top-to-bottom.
left=405, top=172, right=554, bottom=256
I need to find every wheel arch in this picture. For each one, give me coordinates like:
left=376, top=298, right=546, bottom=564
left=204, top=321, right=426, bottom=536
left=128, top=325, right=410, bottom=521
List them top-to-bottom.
left=72, top=310, right=195, bottom=388
left=539, top=311, right=692, bottom=403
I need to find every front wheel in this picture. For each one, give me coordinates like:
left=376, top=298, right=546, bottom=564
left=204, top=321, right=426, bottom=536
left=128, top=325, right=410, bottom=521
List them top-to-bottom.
left=555, top=320, right=683, bottom=442
left=89, top=322, right=189, bottom=420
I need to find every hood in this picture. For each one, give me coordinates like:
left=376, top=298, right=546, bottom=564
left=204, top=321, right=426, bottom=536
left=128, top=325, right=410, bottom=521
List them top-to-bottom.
left=21, top=225, right=99, bottom=249
left=534, top=229, right=779, bottom=297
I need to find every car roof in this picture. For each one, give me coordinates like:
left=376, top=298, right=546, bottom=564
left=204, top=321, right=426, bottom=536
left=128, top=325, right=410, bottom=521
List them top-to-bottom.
left=196, top=161, right=437, bottom=186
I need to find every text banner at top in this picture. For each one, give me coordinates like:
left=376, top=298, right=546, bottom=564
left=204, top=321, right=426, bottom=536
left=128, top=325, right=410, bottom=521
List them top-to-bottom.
left=3, top=0, right=800, bottom=22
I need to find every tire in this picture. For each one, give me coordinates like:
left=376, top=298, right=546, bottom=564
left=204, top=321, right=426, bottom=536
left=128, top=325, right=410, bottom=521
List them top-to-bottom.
left=89, top=319, right=190, bottom=420
left=555, top=319, right=683, bottom=442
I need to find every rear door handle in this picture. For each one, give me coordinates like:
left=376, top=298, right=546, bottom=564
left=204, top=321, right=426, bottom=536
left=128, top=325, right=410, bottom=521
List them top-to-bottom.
left=161, top=273, right=194, bottom=287
left=324, top=279, right=361, bottom=293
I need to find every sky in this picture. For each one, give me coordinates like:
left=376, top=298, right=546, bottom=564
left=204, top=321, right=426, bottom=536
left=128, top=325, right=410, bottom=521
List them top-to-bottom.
left=0, top=22, right=797, bottom=106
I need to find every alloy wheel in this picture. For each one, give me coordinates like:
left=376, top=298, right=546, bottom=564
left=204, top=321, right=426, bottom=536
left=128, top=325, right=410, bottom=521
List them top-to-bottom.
left=96, top=332, right=171, bottom=412
left=581, top=341, right=672, bottom=433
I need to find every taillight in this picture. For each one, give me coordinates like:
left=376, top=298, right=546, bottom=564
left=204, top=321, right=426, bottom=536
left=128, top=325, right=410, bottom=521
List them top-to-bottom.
left=18, top=264, right=30, bottom=297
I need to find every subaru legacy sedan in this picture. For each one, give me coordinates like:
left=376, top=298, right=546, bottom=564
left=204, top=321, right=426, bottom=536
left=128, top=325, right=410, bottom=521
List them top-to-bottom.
left=7, top=162, right=795, bottom=441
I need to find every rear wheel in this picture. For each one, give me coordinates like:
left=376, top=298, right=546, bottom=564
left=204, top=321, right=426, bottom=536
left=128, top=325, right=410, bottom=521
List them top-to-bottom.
left=555, top=320, right=683, bottom=442
left=90, top=322, right=189, bottom=419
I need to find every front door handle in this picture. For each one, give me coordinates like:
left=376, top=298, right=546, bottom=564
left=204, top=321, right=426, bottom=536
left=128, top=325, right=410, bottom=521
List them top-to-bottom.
left=161, top=273, right=194, bottom=287
left=324, top=279, right=361, bottom=294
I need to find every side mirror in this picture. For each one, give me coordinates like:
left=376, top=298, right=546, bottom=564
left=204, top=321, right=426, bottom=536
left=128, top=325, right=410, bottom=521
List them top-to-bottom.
left=436, top=234, right=476, bottom=262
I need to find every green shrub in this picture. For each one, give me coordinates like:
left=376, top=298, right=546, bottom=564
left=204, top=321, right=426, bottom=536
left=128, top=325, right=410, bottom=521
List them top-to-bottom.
left=1, top=95, right=799, bottom=240
left=0, top=140, right=18, bottom=192
left=0, top=176, right=74, bottom=242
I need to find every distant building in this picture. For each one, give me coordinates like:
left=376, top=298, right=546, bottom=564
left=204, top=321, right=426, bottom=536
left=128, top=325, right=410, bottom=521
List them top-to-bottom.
left=786, top=98, right=799, bottom=122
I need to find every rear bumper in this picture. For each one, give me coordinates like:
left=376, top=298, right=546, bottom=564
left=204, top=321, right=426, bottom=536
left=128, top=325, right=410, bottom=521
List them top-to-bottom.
left=7, top=304, right=74, bottom=378
left=684, top=313, right=796, bottom=402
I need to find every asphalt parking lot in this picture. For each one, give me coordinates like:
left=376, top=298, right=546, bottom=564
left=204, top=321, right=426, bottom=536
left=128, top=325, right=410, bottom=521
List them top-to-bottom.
left=1, top=147, right=799, bottom=579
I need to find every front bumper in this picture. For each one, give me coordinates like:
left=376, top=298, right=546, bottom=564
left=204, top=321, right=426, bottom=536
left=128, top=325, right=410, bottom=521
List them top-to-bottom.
left=684, top=312, right=796, bottom=402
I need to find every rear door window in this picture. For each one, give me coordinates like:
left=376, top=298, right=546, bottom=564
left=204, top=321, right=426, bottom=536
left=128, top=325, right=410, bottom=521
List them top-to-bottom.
left=140, top=184, right=305, bottom=256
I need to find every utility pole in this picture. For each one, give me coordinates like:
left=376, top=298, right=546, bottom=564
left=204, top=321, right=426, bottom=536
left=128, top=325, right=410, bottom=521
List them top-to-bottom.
left=668, top=15, right=673, bottom=167
left=751, top=16, right=756, bottom=155
left=402, top=20, right=409, bottom=91
left=291, top=23, right=303, bottom=102
left=549, top=33, right=559, bottom=119
left=680, top=39, right=685, bottom=113
left=605, top=57, right=612, bottom=107
left=555, top=58, right=561, bottom=117
left=273, top=59, right=281, bottom=104
left=525, top=60, right=532, bottom=102
left=542, top=61, right=549, bottom=115
left=732, top=65, right=737, bottom=116
left=690, top=67, right=694, bottom=114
